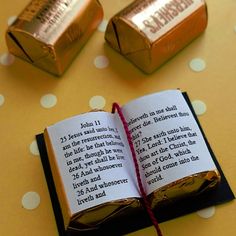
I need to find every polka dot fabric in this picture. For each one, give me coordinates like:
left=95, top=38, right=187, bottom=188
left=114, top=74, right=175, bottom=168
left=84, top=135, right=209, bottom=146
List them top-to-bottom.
left=0, top=1, right=236, bottom=236
left=7, top=15, right=17, bottom=26
left=97, top=19, right=108, bottom=32
left=0, top=52, right=15, bottom=66
left=94, top=55, right=109, bottom=69
left=189, top=58, right=206, bottom=72
left=0, top=94, right=5, bottom=106
left=40, top=94, right=57, bottom=108
left=89, top=95, right=106, bottom=109
left=192, top=100, right=207, bottom=115
left=29, top=140, right=39, bottom=156
left=22, top=191, right=41, bottom=210
left=197, top=207, right=216, bottom=219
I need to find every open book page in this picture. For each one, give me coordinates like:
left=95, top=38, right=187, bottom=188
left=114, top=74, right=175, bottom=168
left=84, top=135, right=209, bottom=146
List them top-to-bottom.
left=121, top=90, right=217, bottom=195
left=46, top=111, right=140, bottom=215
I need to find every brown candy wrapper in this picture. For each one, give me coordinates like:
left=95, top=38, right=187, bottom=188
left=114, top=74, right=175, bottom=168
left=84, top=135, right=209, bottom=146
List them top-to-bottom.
left=6, top=0, right=103, bottom=76
left=105, top=0, right=208, bottom=73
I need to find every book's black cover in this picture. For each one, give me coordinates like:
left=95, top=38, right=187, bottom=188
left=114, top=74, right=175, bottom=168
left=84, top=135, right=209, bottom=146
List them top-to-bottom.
left=36, top=92, right=235, bottom=236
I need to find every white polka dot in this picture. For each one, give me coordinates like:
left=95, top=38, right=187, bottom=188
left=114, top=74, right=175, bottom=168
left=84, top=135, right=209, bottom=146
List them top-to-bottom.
left=7, top=15, right=17, bottom=26
left=98, top=19, right=108, bottom=32
left=0, top=53, right=15, bottom=66
left=94, top=55, right=109, bottom=69
left=189, top=58, right=206, bottom=72
left=0, top=94, right=5, bottom=106
left=40, top=94, right=57, bottom=108
left=89, top=96, right=106, bottom=109
left=192, top=100, right=207, bottom=115
left=30, top=140, right=39, bottom=156
left=22, top=191, right=41, bottom=210
left=197, top=206, right=215, bottom=219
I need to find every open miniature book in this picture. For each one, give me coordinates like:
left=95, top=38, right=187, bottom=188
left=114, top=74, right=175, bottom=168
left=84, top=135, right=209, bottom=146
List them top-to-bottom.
left=37, top=90, right=234, bottom=235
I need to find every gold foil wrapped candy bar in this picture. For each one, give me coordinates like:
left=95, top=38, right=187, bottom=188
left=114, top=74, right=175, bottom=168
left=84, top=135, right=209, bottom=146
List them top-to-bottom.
left=6, top=0, right=103, bottom=76
left=105, top=0, right=208, bottom=73
left=42, top=106, right=222, bottom=233
left=43, top=120, right=141, bottom=232
left=149, top=170, right=221, bottom=208
left=68, top=199, right=140, bottom=231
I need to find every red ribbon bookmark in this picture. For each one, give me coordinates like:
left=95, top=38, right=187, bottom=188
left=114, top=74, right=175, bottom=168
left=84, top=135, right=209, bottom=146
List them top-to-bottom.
left=112, top=102, right=163, bottom=236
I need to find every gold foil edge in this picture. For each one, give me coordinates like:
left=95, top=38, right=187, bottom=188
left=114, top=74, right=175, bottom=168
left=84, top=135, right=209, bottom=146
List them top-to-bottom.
left=149, top=170, right=221, bottom=208
left=68, top=198, right=140, bottom=231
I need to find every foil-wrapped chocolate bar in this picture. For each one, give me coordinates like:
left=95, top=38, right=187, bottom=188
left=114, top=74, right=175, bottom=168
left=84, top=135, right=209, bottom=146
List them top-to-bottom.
left=6, top=0, right=103, bottom=76
left=105, top=0, right=208, bottom=73
left=42, top=106, right=221, bottom=233
left=43, top=124, right=141, bottom=232
left=149, top=170, right=221, bottom=208
left=68, top=199, right=140, bottom=231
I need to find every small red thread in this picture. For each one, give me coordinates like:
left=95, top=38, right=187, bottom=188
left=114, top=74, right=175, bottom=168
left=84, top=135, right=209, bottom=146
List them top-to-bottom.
left=112, top=102, right=163, bottom=236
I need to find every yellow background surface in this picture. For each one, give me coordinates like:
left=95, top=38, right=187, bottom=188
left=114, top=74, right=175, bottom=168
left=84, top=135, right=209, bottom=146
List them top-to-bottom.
left=0, top=0, right=235, bottom=235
